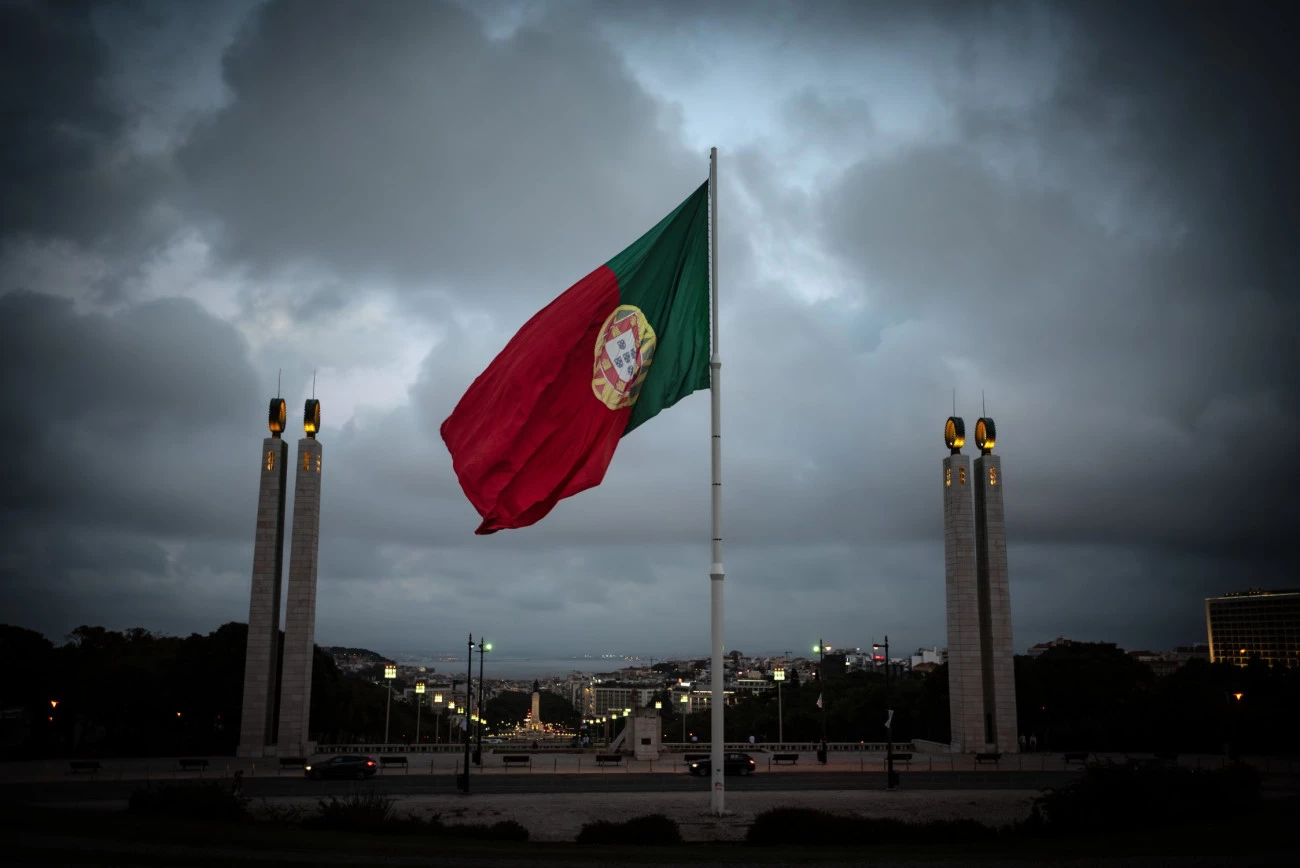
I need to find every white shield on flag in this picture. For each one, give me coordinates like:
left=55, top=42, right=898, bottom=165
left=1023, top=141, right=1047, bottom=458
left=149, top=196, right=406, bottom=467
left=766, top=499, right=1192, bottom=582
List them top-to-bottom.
left=603, top=326, right=640, bottom=383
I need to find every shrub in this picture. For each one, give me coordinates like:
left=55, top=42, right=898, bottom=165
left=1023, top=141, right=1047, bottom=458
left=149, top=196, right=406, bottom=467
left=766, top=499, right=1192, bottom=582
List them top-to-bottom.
left=1022, top=762, right=1261, bottom=837
left=127, top=783, right=246, bottom=822
left=301, top=791, right=396, bottom=833
left=746, top=808, right=996, bottom=847
left=576, top=813, right=683, bottom=845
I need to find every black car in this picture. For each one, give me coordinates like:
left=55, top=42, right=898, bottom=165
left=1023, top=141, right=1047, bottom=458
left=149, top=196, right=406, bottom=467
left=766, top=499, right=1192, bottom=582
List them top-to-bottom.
left=688, top=752, right=756, bottom=776
left=304, top=754, right=377, bottom=780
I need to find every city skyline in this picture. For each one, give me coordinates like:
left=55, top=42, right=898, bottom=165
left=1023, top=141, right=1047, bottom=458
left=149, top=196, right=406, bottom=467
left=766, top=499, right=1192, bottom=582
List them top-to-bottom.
left=2, top=1, right=1295, bottom=660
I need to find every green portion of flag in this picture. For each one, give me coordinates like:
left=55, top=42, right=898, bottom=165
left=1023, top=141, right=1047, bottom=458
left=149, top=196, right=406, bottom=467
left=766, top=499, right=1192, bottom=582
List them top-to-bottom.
left=604, top=181, right=711, bottom=434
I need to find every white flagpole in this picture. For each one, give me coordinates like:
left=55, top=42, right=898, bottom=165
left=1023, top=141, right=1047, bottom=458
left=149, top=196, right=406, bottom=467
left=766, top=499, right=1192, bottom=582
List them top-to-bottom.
left=708, top=146, right=726, bottom=817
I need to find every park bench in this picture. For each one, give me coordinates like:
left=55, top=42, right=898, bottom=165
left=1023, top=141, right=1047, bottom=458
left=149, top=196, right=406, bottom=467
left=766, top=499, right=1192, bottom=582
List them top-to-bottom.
left=1063, top=751, right=1089, bottom=765
left=975, top=752, right=1001, bottom=765
left=771, top=753, right=799, bottom=764
left=595, top=754, right=622, bottom=766
left=501, top=755, right=531, bottom=768
left=378, top=756, right=407, bottom=770
left=278, top=757, right=306, bottom=774
left=178, top=758, right=208, bottom=771
left=69, top=760, right=101, bottom=774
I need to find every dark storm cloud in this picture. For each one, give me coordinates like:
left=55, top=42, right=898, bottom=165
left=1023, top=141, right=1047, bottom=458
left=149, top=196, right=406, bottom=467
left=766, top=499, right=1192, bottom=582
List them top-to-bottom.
left=0, top=0, right=163, bottom=246
left=3, top=0, right=1295, bottom=658
left=177, top=0, right=703, bottom=295
left=817, top=2, right=1300, bottom=559
left=0, top=291, right=268, bottom=634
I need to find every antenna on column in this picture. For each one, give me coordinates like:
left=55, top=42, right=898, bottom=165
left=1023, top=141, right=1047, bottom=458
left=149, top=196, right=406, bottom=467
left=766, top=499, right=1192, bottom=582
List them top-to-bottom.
left=277, top=368, right=281, bottom=399
left=312, top=370, right=316, bottom=399
left=952, top=388, right=956, bottom=417
left=982, top=390, right=986, bottom=417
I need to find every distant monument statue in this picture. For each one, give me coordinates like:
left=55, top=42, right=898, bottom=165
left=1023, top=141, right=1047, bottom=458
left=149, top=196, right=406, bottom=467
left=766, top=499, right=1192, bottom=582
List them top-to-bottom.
left=528, top=679, right=544, bottom=731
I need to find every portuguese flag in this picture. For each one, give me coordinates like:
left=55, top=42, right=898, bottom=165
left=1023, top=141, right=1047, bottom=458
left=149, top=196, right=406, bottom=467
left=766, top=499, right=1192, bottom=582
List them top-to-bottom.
left=441, top=181, right=711, bottom=534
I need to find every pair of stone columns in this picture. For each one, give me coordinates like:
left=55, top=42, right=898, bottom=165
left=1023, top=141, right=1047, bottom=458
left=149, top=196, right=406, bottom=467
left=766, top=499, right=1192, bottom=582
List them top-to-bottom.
left=237, top=398, right=323, bottom=759
left=942, top=416, right=1018, bottom=754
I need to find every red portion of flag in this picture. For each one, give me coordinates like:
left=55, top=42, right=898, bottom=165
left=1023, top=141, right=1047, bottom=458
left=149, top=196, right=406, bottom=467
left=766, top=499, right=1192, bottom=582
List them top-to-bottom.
left=440, top=265, right=629, bottom=534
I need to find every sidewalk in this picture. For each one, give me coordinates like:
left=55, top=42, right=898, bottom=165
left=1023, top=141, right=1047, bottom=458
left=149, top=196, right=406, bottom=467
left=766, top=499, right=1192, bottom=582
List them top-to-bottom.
left=2, top=750, right=1292, bottom=784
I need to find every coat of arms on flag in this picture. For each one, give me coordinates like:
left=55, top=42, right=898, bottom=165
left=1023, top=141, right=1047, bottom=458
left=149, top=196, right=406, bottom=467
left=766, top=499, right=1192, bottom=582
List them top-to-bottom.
left=592, top=305, right=657, bottom=410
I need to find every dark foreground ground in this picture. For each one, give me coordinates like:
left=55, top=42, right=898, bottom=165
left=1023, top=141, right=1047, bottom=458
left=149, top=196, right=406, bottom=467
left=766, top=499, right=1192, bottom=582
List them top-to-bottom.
left=1, top=770, right=1079, bottom=804
left=3, top=798, right=1297, bottom=867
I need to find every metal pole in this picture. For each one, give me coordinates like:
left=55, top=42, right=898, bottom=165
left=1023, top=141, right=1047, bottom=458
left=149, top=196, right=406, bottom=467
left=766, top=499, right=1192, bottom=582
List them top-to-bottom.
left=708, top=146, right=726, bottom=817
left=461, top=634, right=473, bottom=793
left=885, top=635, right=895, bottom=789
left=819, top=638, right=827, bottom=741
left=476, top=643, right=486, bottom=766
left=778, top=680, right=783, bottom=744
left=384, top=681, right=392, bottom=744
left=415, top=694, right=422, bottom=746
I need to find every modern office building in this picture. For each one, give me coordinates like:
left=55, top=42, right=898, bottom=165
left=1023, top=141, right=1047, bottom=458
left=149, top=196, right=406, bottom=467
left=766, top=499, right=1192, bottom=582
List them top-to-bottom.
left=1206, top=589, right=1300, bottom=667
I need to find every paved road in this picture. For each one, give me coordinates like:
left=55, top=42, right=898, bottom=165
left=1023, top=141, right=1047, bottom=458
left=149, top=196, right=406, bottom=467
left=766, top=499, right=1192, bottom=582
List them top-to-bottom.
left=4, top=770, right=1076, bottom=803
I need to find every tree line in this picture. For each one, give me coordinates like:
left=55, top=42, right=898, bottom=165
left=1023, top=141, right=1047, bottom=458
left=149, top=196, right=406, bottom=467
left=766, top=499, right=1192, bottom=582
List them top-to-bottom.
left=1, top=623, right=1293, bottom=757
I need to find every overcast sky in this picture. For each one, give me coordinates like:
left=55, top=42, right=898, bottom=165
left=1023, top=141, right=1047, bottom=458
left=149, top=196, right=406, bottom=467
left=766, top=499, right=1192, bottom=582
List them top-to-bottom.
left=2, top=0, right=1296, bottom=660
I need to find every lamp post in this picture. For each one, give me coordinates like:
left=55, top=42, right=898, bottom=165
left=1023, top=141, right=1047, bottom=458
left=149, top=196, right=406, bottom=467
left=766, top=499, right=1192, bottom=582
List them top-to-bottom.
left=460, top=633, right=473, bottom=793
left=874, top=636, right=896, bottom=789
left=474, top=640, right=491, bottom=766
left=813, top=640, right=827, bottom=741
left=383, top=663, right=397, bottom=744
left=773, top=667, right=785, bottom=744
left=414, top=681, right=425, bottom=745
left=433, top=692, right=443, bottom=744
left=680, top=693, right=689, bottom=742
left=446, top=698, right=455, bottom=745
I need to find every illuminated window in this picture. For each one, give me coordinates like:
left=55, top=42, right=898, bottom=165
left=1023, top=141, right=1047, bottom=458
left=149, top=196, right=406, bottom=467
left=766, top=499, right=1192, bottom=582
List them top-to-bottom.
left=265, top=451, right=275, bottom=471
left=302, top=452, right=310, bottom=471
left=315, top=454, right=321, bottom=473
left=959, top=466, right=966, bottom=485
left=944, top=467, right=951, bottom=487
left=989, top=467, right=998, bottom=486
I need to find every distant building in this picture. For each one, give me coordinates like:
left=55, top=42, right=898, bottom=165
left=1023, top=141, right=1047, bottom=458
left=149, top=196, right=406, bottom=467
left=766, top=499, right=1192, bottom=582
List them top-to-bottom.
left=1206, top=589, right=1300, bottom=668
left=1026, top=637, right=1116, bottom=657
left=1127, top=644, right=1209, bottom=677
left=910, top=647, right=946, bottom=668
left=731, top=678, right=774, bottom=698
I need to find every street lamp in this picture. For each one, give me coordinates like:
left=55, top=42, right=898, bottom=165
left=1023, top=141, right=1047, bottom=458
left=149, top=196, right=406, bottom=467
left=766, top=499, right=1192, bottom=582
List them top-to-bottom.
left=460, top=633, right=473, bottom=793
left=873, top=636, right=897, bottom=789
left=814, top=639, right=827, bottom=742
left=474, top=640, right=492, bottom=766
left=383, top=663, right=397, bottom=744
left=773, top=667, right=785, bottom=744
left=415, top=681, right=426, bottom=745
left=433, top=692, right=444, bottom=744
left=680, top=693, right=689, bottom=743
left=447, top=699, right=455, bottom=745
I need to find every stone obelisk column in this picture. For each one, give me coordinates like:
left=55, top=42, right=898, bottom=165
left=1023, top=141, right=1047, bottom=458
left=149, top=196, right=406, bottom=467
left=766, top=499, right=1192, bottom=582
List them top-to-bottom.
left=237, top=399, right=289, bottom=758
left=277, top=399, right=323, bottom=758
left=942, top=416, right=984, bottom=753
left=973, top=417, right=1018, bottom=753
left=530, top=680, right=543, bottom=731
